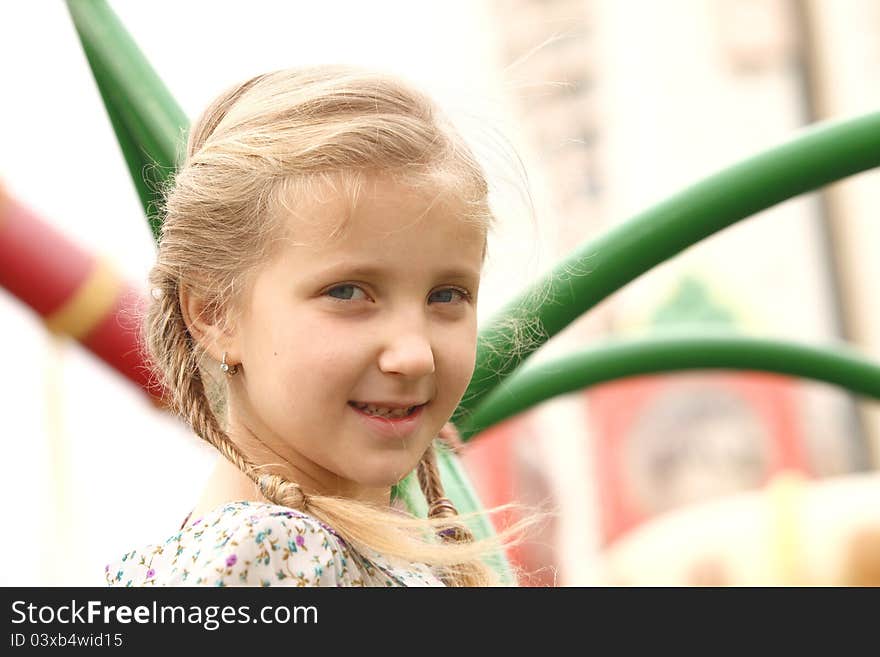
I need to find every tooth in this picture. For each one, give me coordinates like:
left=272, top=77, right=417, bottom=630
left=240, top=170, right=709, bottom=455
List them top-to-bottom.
left=351, top=401, right=416, bottom=418
left=367, top=405, right=406, bottom=418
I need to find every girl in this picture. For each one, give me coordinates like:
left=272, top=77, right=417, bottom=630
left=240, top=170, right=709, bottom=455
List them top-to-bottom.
left=104, top=65, right=535, bottom=587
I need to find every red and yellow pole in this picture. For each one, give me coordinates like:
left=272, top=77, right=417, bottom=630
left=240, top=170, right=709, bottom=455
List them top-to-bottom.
left=0, top=184, right=165, bottom=405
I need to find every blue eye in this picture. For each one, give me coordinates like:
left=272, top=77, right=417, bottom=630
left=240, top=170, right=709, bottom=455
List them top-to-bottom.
left=324, top=284, right=471, bottom=304
left=325, top=284, right=367, bottom=302
left=429, top=288, right=471, bottom=304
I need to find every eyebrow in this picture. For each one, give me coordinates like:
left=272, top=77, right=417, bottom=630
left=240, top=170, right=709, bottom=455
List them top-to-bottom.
left=313, top=263, right=480, bottom=282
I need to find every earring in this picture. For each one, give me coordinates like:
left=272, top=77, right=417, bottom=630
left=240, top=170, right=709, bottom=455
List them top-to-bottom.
left=220, top=351, right=238, bottom=376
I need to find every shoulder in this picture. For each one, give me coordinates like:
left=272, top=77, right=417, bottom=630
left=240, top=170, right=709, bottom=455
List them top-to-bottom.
left=204, top=500, right=345, bottom=547
left=106, top=501, right=357, bottom=587
left=206, top=501, right=355, bottom=586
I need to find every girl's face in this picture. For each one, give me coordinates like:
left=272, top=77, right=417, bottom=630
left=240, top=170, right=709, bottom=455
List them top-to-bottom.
left=225, top=174, right=485, bottom=506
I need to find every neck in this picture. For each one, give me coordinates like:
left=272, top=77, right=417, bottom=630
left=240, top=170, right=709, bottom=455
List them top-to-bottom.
left=190, top=453, right=393, bottom=524
left=188, top=456, right=269, bottom=522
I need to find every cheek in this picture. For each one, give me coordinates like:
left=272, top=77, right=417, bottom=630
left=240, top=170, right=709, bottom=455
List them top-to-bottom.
left=269, top=319, right=365, bottom=397
left=440, top=329, right=478, bottom=397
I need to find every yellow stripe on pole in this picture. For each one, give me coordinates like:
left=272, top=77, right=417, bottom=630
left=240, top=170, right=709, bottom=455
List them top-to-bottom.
left=44, top=257, right=122, bottom=339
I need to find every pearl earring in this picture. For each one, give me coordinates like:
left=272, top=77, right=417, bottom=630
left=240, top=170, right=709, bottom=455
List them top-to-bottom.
left=220, top=351, right=238, bottom=376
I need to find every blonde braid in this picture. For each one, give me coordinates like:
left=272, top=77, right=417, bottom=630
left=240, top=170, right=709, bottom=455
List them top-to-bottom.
left=149, top=277, right=310, bottom=513
left=417, top=422, right=491, bottom=586
left=417, top=439, right=474, bottom=544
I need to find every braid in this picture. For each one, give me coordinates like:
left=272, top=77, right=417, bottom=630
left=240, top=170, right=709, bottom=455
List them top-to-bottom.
left=150, top=277, right=309, bottom=513
left=417, top=422, right=489, bottom=586
left=417, top=436, right=475, bottom=544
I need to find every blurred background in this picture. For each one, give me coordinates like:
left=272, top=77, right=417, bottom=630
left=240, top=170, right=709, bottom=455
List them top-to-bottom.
left=1, top=0, right=879, bottom=586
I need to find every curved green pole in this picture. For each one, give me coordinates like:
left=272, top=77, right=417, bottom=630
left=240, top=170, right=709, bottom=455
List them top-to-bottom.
left=64, top=0, right=514, bottom=580
left=66, top=0, right=188, bottom=240
left=79, top=40, right=165, bottom=226
left=452, top=111, right=880, bottom=431
left=459, top=330, right=880, bottom=439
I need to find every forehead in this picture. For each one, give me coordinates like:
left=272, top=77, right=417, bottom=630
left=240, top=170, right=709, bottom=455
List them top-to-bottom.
left=272, top=173, right=487, bottom=273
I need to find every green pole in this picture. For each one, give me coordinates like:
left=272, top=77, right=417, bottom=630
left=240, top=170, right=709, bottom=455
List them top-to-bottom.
left=66, top=0, right=188, bottom=240
left=453, top=111, right=880, bottom=431
left=460, top=330, right=880, bottom=439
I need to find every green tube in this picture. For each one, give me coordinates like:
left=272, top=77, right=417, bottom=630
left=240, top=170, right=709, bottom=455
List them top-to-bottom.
left=66, top=0, right=188, bottom=240
left=77, top=40, right=162, bottom=228
left=452, top=111, right=880, bottom=429
left=459, top=330, right=880, bottom=440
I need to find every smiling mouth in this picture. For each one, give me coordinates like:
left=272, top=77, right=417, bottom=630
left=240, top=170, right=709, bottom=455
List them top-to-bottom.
left=348, top=401, right=427, bottom=419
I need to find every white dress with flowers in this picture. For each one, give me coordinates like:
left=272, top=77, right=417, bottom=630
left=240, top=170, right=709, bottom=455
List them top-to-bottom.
left=104, top=500, right=445, bottom=587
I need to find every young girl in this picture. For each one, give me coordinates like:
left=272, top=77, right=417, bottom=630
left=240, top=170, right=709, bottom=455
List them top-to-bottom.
left=104, top=65, right=533, bottom=587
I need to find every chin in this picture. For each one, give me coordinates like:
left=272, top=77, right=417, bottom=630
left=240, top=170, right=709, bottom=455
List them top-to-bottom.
left=353, top=464, right=420, bottom=490
left=359, top=473, right=411, bottom=490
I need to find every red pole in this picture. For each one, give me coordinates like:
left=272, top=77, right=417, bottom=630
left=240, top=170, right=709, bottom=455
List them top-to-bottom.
left=0, top=185, right=165, bottom=404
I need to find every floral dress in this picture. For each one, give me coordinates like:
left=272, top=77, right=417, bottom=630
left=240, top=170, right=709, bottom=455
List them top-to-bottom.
left=104, top=501, right=445, bottom=587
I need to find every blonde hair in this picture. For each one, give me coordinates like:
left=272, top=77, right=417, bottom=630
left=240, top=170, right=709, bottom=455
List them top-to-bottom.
left=144, top=65, right=541, bottom=586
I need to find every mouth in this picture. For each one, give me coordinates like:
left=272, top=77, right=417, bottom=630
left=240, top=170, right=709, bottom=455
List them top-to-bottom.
left=347, top=400, right=428, bottom=439
left=347, top=401, right=428, bottom=420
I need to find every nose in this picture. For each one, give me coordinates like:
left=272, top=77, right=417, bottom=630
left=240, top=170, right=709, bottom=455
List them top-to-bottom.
left=377, top=325, right=436, bottom=378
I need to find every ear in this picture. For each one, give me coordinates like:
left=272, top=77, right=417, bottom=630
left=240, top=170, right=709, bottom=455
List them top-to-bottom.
left=179, top=285, right=239, bottom=364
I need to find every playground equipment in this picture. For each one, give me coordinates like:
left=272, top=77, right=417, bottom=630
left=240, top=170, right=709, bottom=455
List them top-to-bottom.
left=5, top=0, right=880, bottom=584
